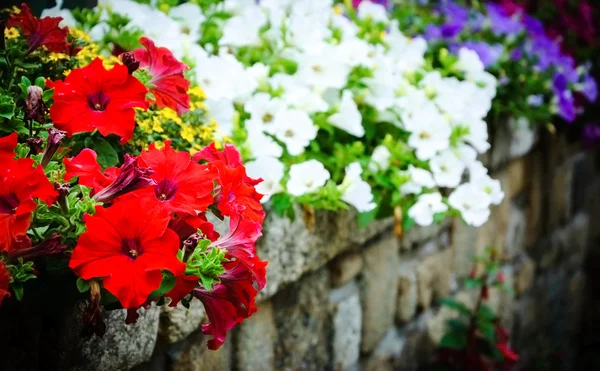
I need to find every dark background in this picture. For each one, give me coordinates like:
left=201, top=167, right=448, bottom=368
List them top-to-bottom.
left=2, top=0, right=97, bottom=15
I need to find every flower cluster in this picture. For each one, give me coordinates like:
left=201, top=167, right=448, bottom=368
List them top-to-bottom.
left=80, top=0, right=503, bottom=229
left=395, top=0, right=597, bottom=133
left=0, top=4, right=266, bottom=350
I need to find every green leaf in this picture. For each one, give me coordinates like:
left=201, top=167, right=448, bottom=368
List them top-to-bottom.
left=20, top=76, right=31, bottom=87
left=34, top=77, right=46, bottom=89
left=42, top=88, right=54, bottom=103
left=0, top=95, right=15, bottom=120
left=87, top=136, right=119, bottom=168
left=358, top=208, right=378, bottom=229
left=148, top=272, right=177, bottom=301
left=76, top=278, right=90, bottom=293
left=464, top=278, right=480, bottom=289
left=12, top=284, right=24, bottom=301
left=439, top=297, right=472, bottom=316
left=477, top=305, right=496, bottom=321
left=477, top=320, right=496, bottom=342
left=439, top=332, right=467, bottom=350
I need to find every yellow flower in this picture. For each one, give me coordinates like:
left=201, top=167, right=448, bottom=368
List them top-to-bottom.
left=11, top=6, right=21, bottom=14
left=4, top=27, right=19, bottom=40
left=69, top=28, right=91, bottom=43
left=379, top=31, right=387, bottom=40
left=75, top=44, right=100, bottom=66
left=45, top=52, right=70, bottom=62
left=100, top=55, right=122, bottom=69
left=63, top=69, right=72, bottom=77
left=189, top=86, right=206, bottom=99
left=157, top=108, right=182, bottom=125
left=137, top=117, right=153, bottom=132
left=151, top=117, right=165, bottom=133
left=180, top=126, right=196, bottom=143
left=153, top=141, right=165, bottom=150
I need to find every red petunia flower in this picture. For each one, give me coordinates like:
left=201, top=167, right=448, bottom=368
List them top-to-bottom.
left=8, top=3, right=69, bottom=53
left=133, top=37, right=191, bottom=115
left=49, top=58, right=149, bottom=143
left=0, top=133, right=18, bottom=160
left=137, top=141, right=217, bottom=215
left=194, top=144, right=264, bottom=223
left=63, top=149, right=117, bottom=193
left=0, top=157, right=56, bottom=252
left=69, top=198, right=185, bottom=309
left=0, top=261, right=11, bottom=305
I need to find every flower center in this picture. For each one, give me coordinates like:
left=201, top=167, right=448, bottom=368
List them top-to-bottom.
left=181, top=26, right=191, bottom=35
left=312, top=65, right=323, bottom=73
left=87, top=91, right=110, bottom=112
left=263, top=113, right=273, bottom=123
left=284, top=129, right=294, bottom=138
left=419, top=131, right=431, bottom=140
left=155, top=179, right=178, bottom=202
left=0, top=193, right=19, bottom=215
left=121, top=238, right=143, bottom=260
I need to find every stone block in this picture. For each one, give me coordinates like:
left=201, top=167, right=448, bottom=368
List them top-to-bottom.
left=525, top=148, right=546, bottom=247
left=571, top=152, right=595, bottom=214
left=506, top=156, right=530, bottom=199
left=548, top=159, right=574, bottom=230
left=584, top=179, right=600, bottom=242
left=505, top=201, right=527, bottom=259
left=258, top=207, right=392, bottom=300
left=400, top=219, right=451, bottom=251
left=359, top=235, right=401, bottom=353
left=416, top=247, right=454, bottom=310
left=330, top=252, right=363, bottom=288
left=514, top=254, right=536, bottom=297
left=396, top=259, right=419, bottom=323
left=272, top=268, right=331, bottom=370
left=567, top=271, right=586, bottom=337
left=330, top=282, right=362, bottom=371
left=159, top=300, right=206, bottom=344
left=235, top=302, right=277, bottom=371
left=77, top=306, right=160, bottom=371
left=396, top=311, right=436, bottom=371
left=362, top=329, right=405, bottom=371
left=170, top=332, right=232, bottom=371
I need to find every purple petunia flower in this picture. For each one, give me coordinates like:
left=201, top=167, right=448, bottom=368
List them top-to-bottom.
left=486, top=3, right=524, bottom=36
left=458, top=41, right=504, bottom=67
left=553, top=73, right=576, bottom=123
left=580, top=74, right=598, bottom=102
left=526, top=94, right=544, bottom=107
left=582, top=123, right=600, bottom=148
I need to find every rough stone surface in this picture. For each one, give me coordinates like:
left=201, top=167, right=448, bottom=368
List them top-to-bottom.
left=549, top=159, right=574, bottom=230
left=505, top=201, right=527, bottom=258
left=257, top=207, right=392, bottom=300
left=400, top=219, right=451, bottom=251
left=360, top=235, right=401, bottom=353
left=416, top=247, right=454, bottom=310
left=330, top=252, right=364, bottom=288
left=514, top=254, right=536, bottom=296
left=396, top=259, right=419, bottom=323
left=272, top=268, right=331, bottom=370
left=330, top=282, right=362, bottom=371
left=159, top=300, right=206, bottom=344
left=235, top=302, right=277, bottom=371
left=78, top=306, right=160, bottom=371
left=362, top=329, right=405, bottom=371
left=170, top=333, right=232, bottom=371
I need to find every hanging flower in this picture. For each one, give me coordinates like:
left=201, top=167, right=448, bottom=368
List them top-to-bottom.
left=8, top=3, right=69, bottom=53
left=133, top=37, right=191, bottom=115
left=48, top=58, right=149, bottom=143
left=0, top=133, right=18, bottom=160
left=136, top=141, right=217, bottom=215
left=194, top=144, right=264, bottom=223
left=92, top=155, right=156, bottom=204
left=0, top=158, right=56, bottom=251
left=69, top=198, right=186, bottom=309
left=0, top=261, right=11, bottom=305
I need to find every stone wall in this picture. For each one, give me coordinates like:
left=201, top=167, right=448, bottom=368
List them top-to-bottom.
left=3, top=122, right=597, bottom=371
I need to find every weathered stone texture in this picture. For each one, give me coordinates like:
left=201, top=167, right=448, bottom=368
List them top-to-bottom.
left=359, top=235, right=400, bottom=353
left=330, top=252, right=364, bottom=288
left=330, top=282, right=362, bottom=370
left=159, top=300, right=206, bottom=344
left=235, top=302, right=277, bottom=371
left=170, top=333, right=232, bottom=371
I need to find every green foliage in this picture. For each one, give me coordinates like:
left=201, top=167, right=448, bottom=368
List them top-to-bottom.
left=184, top=239, right=227, bottom=291
left=7, top=259, right=38, bottom=301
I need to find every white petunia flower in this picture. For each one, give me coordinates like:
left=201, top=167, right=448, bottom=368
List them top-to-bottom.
left=41, top=0, right=76, bottom=27
left=357, top=1, right=389, bottom=22
left=169, top=2, right=205, bottom=42
left=220, top=5, right=266, bottom=47
left=294, top=45, right=350, bottom=91
left=456, top=47, right=485, bottom=76
left=328, top=90, right=365, bottom=137
left=244, top=93, right=285, bottom=134
left=205, top=99, right=235, bottom=138
left=273, top=109, right=319, bottom=155
left=404, top=110, right=451, bottom=160
left=464, top=119, right=491, bottom=153
left=246, top=127, right=283, bottom=159
left=368, top=145, right=392, bottom=172
left=429, top=150, right=466, bottom=188
left=245, top=156, right=285, bottom=203
left=287, top=160, right=331, bottom=196
left=468, top=161, right=489, bottom=181
left=339, top=162, right=377, bottom=212
left=400, top=165, right=436, bottom=195
left=470, top=174, right=504, bottom=205
left=448, top=183, right=492, bottom=227
left=408, top=193, right=449, bottom=226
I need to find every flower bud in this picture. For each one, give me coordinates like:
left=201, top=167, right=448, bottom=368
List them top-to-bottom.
left=120, top=52, right=140, bottom=75
left=25, top=85, right=45, bottom=123
left=41, top=128, right=66, bottom=167
left=26, top=136, right=44, bottom=155
left=92, top=155, right=156, bottom=204
left=183, top=232, right=202, bottom=262
left=9, top=234, right=68, bottom=260
left=81, top=280, right=106, bottom=338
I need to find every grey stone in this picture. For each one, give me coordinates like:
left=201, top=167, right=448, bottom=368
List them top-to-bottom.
left=549, top=159, right=574, bottom=230
left=505, top=201, right=527, bottom=259
left=257, top=207, right=392, bottom=300
left=400, top=219, right=451, bottom=251
left=359, top=235, right=400, bottom=353
left=416, top=247, right=454, bottom=310
left=330, top=252, right=363, bottom=288
left=514, top=254, right=536, bottom=296
left=396, top=260, right=418, bottom=323
left=272, top=268, right=331, bottom=370
left=330, top=282, right=362, bottom=371
left=159, top=300, right=206, bottom=344
left=235, top=302, right=277, bottom=371
left=77, top=306, right=160, bottom=371
left=396, top=311, right=436, bottom=371
left=362, top=329, right=405, bottom=371
left=170, top=332, right=232, bottom=371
